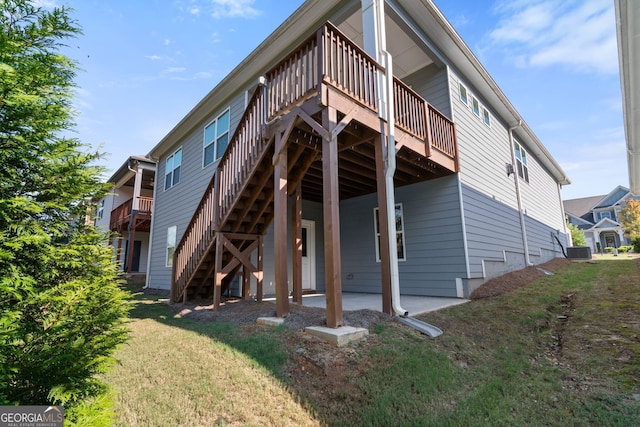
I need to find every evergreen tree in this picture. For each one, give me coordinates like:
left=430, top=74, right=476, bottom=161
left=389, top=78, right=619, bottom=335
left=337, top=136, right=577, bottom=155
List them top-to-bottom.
left=0, top=1, right=129, bottom=423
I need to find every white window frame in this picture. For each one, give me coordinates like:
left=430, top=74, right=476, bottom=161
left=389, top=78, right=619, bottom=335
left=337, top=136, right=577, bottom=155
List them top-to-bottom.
left=459, top=82, right=468, bottom=105
left=471, top=96, right=480, bottom=117
left=482, top=107, right=491, bottom=127
left=203, top=108, right=230, bottom=167
left=514, top=141, right=530, bottom=183
left=165, top=148, right=182, bottom=190
left=96, top=199, right=104, bottom=220
left=374, top=204, right=407, bottom=262
left=599, top=211, right=612, bottom=220
left=166, top=225, right=177, bottom=267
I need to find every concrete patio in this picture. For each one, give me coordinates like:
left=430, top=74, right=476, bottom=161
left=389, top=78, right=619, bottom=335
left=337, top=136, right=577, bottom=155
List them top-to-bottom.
left=266, top=292, right=469, bottom=317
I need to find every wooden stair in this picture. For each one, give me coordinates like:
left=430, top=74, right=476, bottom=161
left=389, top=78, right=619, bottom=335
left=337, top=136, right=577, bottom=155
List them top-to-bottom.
left=170, top=22, right=459, bottom=305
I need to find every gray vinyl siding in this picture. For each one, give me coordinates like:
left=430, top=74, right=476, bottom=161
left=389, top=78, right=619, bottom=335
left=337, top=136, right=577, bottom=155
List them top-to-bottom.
left=402, top=64, right=451, bottom=118
left=449, top=66, right=566, bottom=236
left=449, top=68, right=519, bottom=211
left=147, top=89, right=249, bottom=289
left=517, top=152, right=566, bottom=231
left=340, top=175, right=466, bottom=297
left=462, top=183, right=569, bottom=280
left=461, top=184, right=524, bottom=279
left=524, top=215, right=568, bottom=264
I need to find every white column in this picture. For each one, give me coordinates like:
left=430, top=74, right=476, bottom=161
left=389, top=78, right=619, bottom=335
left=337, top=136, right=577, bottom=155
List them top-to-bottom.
left=132, top=163, right=143, bottom=211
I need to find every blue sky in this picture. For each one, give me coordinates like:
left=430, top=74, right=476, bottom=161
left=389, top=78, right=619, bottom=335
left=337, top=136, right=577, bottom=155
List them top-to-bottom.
left=48, top=0, right=623, bottom=200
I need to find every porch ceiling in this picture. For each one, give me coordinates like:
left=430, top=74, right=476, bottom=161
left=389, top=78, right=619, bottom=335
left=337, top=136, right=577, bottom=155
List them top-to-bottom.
left=338, top=6, right=436, bottom=79
left=121, top=168, right=155, bottom=191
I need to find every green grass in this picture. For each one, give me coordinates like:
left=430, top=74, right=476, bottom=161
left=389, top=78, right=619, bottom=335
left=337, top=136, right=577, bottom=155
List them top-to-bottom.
left=105, top=259, right=640, bottom=426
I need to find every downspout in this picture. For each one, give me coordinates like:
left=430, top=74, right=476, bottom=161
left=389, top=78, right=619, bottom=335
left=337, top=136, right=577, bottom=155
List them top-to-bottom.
left=372, top=0, right=407, bottom=316
left=381, top=52, right=407, bottom=316
left=508, top=120, right=531, bottom=266
left=144, top=156, right=159, bottom=289
left=122, top=159, right=138, bottom=274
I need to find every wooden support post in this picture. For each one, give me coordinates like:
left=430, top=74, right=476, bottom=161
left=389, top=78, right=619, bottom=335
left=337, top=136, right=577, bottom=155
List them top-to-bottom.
left=323, top=106, right=343, bottom=328
left=375, top=133, right=393, bottom=314
left=274, top=142, right=290, bottom=317
left=292, top=183, right=303, bottom=304
left=126, top=214, right=136, bottom=274
left=213, top=233, right=224, bottom=310
left=257, top=235, right=264, bottom=302
left=242, top=266, right=250, bottom=300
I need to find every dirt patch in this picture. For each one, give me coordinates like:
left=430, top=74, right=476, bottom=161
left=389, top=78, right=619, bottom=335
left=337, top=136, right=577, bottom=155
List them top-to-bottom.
left=470, top=257, right=572, bottom=300
left=169, top=297, right=395, bottom=332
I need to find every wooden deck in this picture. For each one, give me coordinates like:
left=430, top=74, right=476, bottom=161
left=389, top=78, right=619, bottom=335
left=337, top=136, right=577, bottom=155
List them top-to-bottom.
left=171, top=22, right=458, bottom=325
left=109, top=196, right=153, bottom=233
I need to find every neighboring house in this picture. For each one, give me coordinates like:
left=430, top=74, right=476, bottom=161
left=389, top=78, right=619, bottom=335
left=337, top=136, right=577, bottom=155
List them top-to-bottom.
left=145, top=0, right=570, bottom=326
left=94, top=155, right=156, bottom=274
left=564, top=186, right=634, bottom=253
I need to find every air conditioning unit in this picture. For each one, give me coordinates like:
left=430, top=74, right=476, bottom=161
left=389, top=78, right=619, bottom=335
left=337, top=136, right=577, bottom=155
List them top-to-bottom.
left=567, top=246, right=592, bottom=260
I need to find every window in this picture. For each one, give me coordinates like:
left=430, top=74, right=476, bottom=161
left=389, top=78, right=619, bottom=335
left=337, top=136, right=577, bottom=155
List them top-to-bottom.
left=459, top=83, right=468, bottom=105
left=472, top=97, right=480, bottom=116
left=482, top=107, right=491, bottom=126
left=203, top=109, right=230, bottom=166
left=514, top=141, right=529, bottom=183
left=165, top=148, right=182, bottom=190
left=96, top=199, right=104, bottom=220
left=374, top=204, right=406, bottom=262
left=599, top=211, right=612, bottom=220
left=166, top=226, right=177, bottom=267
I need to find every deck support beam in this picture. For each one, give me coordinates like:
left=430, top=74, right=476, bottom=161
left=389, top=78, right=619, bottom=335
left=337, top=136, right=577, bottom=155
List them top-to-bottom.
left=322, top=106, right=343, bottom=328
left=274, top=131, right=290, bottom=318
left=375, top=132, right=393, bottom=315
left=292, top=182, right=303, bottom=304
left=125, top=214, right=136, bottom=273
left=213, top=233, right=223, bottom=310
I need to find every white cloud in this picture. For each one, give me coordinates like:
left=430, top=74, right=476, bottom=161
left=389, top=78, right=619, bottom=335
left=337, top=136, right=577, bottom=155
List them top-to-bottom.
left=33, top=0, right=58, bottom=8
left=209, top=0, right=261, bottom=19
left=489, top=0, right=617, bottom=74
left=146, top=54, right=174, bottom=62
left=164, top=67, right=187, bottom=73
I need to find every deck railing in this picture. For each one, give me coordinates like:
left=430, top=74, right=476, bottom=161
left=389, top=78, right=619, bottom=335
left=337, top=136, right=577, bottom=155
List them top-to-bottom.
left=266, top=22, right=381, bottom=120
left=320, top=22, right=380, bottom=112
left=393, top=77, right=456, bottom=162
left=393, top=77, right=430, bottom=144
left=172, top=87, right=268, bottom=299
left=428, top=105, right=457, bottom=159
left=109, top=196, right=153, bottom=231
left=138, top=196, right=153, bottom=213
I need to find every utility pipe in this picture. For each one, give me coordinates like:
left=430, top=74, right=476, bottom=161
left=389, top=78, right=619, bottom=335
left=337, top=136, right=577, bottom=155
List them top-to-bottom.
left=508, top=120, right=531, bottom=266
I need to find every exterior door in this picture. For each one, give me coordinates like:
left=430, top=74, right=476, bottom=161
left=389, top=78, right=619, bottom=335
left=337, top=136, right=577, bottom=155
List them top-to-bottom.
left=301, top=220, right=316, bottom=290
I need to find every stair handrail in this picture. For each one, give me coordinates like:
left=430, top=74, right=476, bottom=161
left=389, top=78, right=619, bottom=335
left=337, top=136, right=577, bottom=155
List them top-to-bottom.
left=171, top=86, right=266, bottom=301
